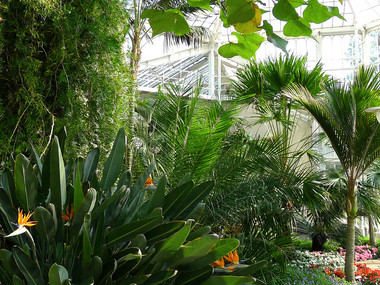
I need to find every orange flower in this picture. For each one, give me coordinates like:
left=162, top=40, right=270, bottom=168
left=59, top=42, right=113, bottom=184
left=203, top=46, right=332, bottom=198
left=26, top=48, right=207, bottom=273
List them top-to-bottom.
left=144, top=176, right=154, bottom=186
left=62, top=205, right=74, bottom=222
left=5, top=208, right=37, bottom=238
left=17, top=208, right=37, bottom=227
left=224, top=250, right=239, bottom=265
left=211, top=257, right=225, bottom=268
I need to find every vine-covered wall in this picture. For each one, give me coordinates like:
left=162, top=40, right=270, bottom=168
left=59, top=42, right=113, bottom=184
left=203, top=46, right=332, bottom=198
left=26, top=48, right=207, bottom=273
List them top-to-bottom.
left=0, top=0, right=131, bottom=167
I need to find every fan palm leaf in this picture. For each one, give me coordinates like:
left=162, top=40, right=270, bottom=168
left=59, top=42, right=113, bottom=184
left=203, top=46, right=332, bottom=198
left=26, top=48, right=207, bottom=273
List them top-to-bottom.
left=284, top=66, right=380, bottom=282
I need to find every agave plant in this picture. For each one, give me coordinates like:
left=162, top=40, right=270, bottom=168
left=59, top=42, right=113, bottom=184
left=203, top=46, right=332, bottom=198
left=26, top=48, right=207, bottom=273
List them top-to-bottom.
left=0, top=128, right=264, bottom=284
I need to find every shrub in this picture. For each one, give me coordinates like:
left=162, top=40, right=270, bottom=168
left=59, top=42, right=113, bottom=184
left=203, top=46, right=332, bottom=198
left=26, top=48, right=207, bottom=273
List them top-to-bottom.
left=0, top=128, right=261, bottom=284
left=293, top=237, right=312, bottom=251
left=324, top=240, right=341, bottom=252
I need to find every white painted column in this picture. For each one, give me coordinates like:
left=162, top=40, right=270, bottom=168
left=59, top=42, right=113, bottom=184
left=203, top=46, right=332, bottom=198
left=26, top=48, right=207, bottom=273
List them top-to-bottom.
left=208, top=46, right=215, bottom=99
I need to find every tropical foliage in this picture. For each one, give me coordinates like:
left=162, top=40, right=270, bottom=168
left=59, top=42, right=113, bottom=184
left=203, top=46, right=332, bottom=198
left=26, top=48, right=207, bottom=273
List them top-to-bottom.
left=0, top=128, right=265, bottom=284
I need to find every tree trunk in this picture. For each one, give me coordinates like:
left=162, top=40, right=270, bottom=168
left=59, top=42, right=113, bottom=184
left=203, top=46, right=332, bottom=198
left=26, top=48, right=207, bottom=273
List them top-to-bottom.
left=345, top=179, right=358, bottom=282
left=345, top=216, right=356, bottom=282
left=369, top=216, right=376, bottom=247
left=311, top=233, right=327, bottom=252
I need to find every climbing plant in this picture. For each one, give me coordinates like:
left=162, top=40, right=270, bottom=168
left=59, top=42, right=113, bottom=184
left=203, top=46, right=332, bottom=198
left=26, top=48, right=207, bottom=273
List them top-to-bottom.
left=0, top=0, right=131, bottom=167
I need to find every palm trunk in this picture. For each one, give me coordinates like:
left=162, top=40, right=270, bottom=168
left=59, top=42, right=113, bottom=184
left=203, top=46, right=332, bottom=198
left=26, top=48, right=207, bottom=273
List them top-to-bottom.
left=126, top=28, right=141, bottom=171
left=345, top=178, right=358, bottom=282
left=345, top=216, right=356, bottom=281
left=369, top=216, right=376, bottom=247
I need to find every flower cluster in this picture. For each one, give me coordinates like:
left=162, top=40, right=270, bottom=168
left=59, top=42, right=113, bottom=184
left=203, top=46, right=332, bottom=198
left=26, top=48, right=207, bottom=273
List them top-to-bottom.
left=339, top=245, right=378, bottom=262
left=211, top=250, right=240, bottom=271
left=291, top=250, right=345, bottom=270
left=355, top=263, right=380, bottom=284
left=323, top=267, right=345, bottom=279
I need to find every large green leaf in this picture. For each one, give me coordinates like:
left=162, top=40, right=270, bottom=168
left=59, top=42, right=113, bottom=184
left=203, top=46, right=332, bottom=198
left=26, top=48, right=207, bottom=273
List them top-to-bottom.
left=187, top=0, right=211, bottom=10
left=226, top=0, right=254, bottom=25
left=273, top=0, right=299, bottom=21
left=303, top=0, right=345, bottom=23
left=141, top=9, right=190, bottom=37
left=283, top=18, right=312, bottom=37
left=262, top=21, right=288, bottom=53
left=219, top=32, right=264, bottom=60
left=57, top=127, right=67, bottom=156
left=100, top=128, right=125, bottom=190
left=50, top=136, right=66, bottom=212
left=29, top=144, right=42, bottom=177
left=83, top=148, right=100, bottom=183
left=14, top=154, right=38, bottom=211
left=129, top=162, right=155, bottom=203
left=73, top=167, right=84, bottom=215
left=0, top=169, right=16, bottom=207
left=117, top=170, right=132, bottom=190
left=144, top=175, right=166, bottom=216
left=163, top=181, right=194, bottom=217
left=171, top=181, right=214, bottom=220
left=92, top=186, right=127, bottom=221
left=0, top=188, right=17, bottom=231
left=71, top=189, right=96, bottom=234
left=186, top=202, right=205, bottom=223
left=34, top=206, right=56, bottom=243
left=106, top=208, right=163, bottom=246
left=82, top=214, right=92, bottom=275
left=150, top=220, right=192, bottom=265
left=145, top=221, right=185, bottom=244
left=187, top=226, right=211, bottom=241
left=170, top=234, right=219, bottom=267
left=188, top=239, right=239, bottom=270
left=13, top=247, right=45, bottom=284
left=113, top=248, right=142, bottom=279
left=0, top=249, right=18, bottom=277
left=91, top=256, right=103, bottom=283
left=98, top=259, right=117, bottom=284
left=231, top=260, right=268, bottom=276
left=48, top=263, right=69, bottom=285
left=174, top=266, right=213, bottom=285
left=143, top=270, right=177, bottom=285
left=12, top=275, right=24, bottom=285
left=200, top=276, right=255, bottom=284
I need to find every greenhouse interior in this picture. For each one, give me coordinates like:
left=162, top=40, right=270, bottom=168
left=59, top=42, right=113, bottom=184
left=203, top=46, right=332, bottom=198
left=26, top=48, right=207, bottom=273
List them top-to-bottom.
left=1, top=0, right=380, bottom=284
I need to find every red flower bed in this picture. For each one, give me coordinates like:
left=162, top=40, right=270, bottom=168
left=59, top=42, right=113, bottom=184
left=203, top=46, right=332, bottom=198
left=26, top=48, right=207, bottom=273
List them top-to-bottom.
left=310, top=262, right=380, bottom=283
left=355, top=263, right=380, bottom=284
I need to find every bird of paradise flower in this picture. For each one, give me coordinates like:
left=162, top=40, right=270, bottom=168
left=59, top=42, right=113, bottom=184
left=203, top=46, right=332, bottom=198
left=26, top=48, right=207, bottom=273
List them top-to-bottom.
left=5, top=208, right=37, bottom=237
left=211, top=250, right=240, bottom=271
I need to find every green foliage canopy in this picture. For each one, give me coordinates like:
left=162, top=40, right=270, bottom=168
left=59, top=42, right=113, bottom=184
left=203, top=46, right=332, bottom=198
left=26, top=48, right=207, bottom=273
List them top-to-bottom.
left=0, top=0, right=131, bottom=166
left=141, top=0, right=344, bottom=59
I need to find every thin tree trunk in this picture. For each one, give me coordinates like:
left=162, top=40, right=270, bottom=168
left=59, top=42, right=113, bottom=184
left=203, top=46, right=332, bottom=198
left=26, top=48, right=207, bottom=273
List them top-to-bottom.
left=126, top=28, right=141, bottom=171
left=345, top=179, right=358, bottom=282
left=369, top=216, right=376, bottom=247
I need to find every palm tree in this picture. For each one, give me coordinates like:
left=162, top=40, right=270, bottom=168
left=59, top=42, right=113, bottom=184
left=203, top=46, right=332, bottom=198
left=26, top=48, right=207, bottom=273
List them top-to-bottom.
left=285, top=66, right=380, bottom=282
left=133, top=81, right=238, bottom=185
